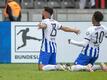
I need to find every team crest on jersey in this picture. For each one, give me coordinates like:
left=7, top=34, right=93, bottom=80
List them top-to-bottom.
left=86, top=32, right=90, bottom=36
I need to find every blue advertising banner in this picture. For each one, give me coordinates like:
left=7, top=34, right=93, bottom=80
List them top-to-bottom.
left=0, top=22, right=11, bottom=63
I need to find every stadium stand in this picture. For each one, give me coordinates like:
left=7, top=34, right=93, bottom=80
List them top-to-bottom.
left=0, top=0, right=6, bottom=8
left=0, top=0, right=107, bottom=22
left=1, top=0, right=107, bottom=9
left=15, top=0, right=21, bottom=4
left=21, top=0, right=34, bottom=9
left=34, top=0, right=48, bottom=9
left=47, top=0, right=61, bottom=8
left=61, top=0, right=75, bottom=8
left=85, top=0, right=91, bottom=8
left=1, top=8, right=107, bottom=22
left=21, top=9, right=28, bottom=21
left=25, top=9, right=107, bottom=22
left=28, top=9, right=41, bottom=21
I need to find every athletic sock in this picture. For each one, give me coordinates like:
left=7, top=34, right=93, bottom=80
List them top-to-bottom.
left=42, top=65, right=57, bottom=71
left=71, top=65, right=87, bottom=71
left=92, top=65, right=101, bottom=71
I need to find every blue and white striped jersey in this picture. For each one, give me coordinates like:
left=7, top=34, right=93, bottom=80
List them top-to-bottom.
left=40, top=18, right=62, bottom=53
left=81, top=25, right=107, bottom=57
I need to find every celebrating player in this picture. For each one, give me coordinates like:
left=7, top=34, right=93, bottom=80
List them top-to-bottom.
left=38, top=7, right=80, bottom=71
left=67, top=11, right=107, bottom=72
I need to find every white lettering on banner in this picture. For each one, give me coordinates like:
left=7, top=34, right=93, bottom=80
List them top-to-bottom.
left=11, top=22, right=107, bottom=63
left=15, top=55, right=39, bottom=59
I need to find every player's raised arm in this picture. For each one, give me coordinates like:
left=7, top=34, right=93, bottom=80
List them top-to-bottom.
left=38, top=23, right=47, bottom=29
left=60, top=26, right=80, bottom=34
left=68, top=27, right=91, bottom=47
left=68, top=39, right=89, bottom=47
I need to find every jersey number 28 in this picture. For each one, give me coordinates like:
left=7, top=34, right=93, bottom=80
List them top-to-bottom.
left=50, top=23, right=57, bottom=37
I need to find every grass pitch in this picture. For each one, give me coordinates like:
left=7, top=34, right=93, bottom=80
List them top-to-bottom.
left=0, top=64, right=107, bottom=80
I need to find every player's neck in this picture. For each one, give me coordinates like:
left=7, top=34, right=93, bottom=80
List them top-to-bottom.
left=44, top=16, right=51, bottom=19
left=44, top=17, right=50, bottom=19
left=93, top=22, right=100, bottom=26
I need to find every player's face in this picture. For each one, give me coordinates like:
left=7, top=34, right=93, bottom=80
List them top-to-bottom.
left=42, top=10, right=50, bottom=19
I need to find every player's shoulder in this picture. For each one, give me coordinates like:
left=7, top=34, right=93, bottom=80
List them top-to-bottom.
left=42, top=19, right=49, bottom=23
left=42, top=19, right=58, bottom=23
left=50, top=19, right=58, bottom=23
left=95, top=25, right=107, bottom=31
left=101, top=25, right=107, bottom=30
left=87, top=26, right=94, bottom=32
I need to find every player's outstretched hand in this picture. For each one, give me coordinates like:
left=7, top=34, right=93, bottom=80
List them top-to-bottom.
left=37, top=23, right=42, bottom=29
left=38, top=23, right=47, bottom=29
left=74, top=28, right=80, bottom=35
left=68, top=39, right=71, bottom=44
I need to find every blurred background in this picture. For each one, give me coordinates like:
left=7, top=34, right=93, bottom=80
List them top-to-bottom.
left=0, top=0, right=107, bottom=22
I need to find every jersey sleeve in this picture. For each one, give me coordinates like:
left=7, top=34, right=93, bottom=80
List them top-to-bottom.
left=41, top=19, right=48, bottom=25
left=56, top=22, right=62, bottom=30
left=84, top=27, right=92, bottom=41
left=70, top=39, right=89, bottom=47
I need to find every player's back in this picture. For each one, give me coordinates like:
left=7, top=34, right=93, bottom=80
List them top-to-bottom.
left=82, top=25, right=107, bottom=57
left=89, top=25, right=107, bottom=47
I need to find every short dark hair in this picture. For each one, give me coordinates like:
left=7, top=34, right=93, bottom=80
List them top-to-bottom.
left=44, top=7, right=53, bottom=16
left=93, top=11, right=104, bottom=22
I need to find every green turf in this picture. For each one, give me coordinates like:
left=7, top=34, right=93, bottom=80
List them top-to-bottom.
left=0, top=64, right=107, bottom=80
